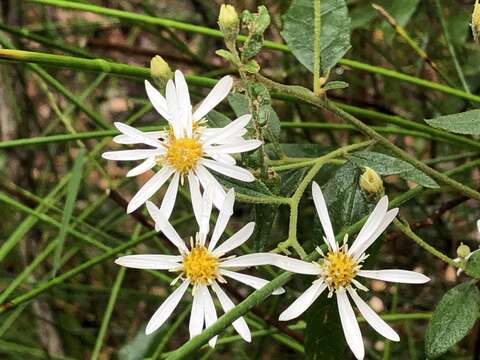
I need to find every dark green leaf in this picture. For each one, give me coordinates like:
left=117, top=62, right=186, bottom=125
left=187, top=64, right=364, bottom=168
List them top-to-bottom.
left=281, top=0, right=351, bottom=73
left=206, top=110, right=231, bottom=128
left=425, top=110, right=480, bottom=135
left=349, top=150, right=439, bottom=188
left=321, top=162, right=372, bottom=234
left=280, top=168, right=307, bottom=197
left=216, top=173, right=274, bottom=197
left=251, top=204, right=277, bottom=251
left=465, top=250, right=480, bottom=279
left=425, top=281, right=480, bottom=359
left=305, top=295, right=346, bottom=359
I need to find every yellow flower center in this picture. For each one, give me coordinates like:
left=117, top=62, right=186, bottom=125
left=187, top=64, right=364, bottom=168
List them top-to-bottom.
left=164, top=137, right=203, bottom=173
left=182, top=246, right=219, bottom=285
left=322, top=250, right=357, bottom=290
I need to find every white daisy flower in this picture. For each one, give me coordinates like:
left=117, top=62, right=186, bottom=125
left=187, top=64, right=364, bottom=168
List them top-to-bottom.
left=102, top=70, right=262, bottom=216
left=276, top=182, right=430, bottom=360
left=114, top=189, right=286, bottom=346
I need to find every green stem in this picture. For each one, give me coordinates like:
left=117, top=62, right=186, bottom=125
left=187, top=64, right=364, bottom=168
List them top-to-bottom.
left=28, top=0, right=480, bottom=103
left=313, top=0, right=321, bottom=94
left=433, top=0, right=471, bottom=94
left=1, top=48, right=479, bottom=152
left=257, top=74, right=480, bottom=202
left=393, top=219, right=459, bottom=268
left=90, top=265, right=127, bottom=360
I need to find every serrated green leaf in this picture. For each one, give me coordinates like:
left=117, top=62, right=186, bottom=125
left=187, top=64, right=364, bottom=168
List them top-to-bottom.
left=281, top=0, right=351, bottom=73
left=425, top=110, right=480, bottom=135
left=349, top=150, right=439, bottom=189
left=465, top=250, right=480, bottom=278
left=425, top=281, right=480, bottom=359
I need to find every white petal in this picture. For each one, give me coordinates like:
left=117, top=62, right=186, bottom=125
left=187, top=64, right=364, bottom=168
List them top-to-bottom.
left=174, top=70, right=191, bottom=113
left=193, top=76, right=233, bottom=121
left=165, top=79, right=179, bottom=113
left=144, top=80, right=170, bottom=121
left=203, top=114, right=252, bottom=145
left=114, top=122, right=164, bottom=148
left=114, top=131, right=165, bottom=145
left=207, top=140, right=262, bottom=154
left=102, top=149, right=161, bottom=161
left=208, top=153, right=236, bottom=165
left=126, top=157, right=156, bottom=177
left=201, top=159, right=255, bottom=182
left=194, top=165, right=226, bottom=209
left=127, top=166, right=174, bottom=213
left=159, top=172, right=180, bottom=220
left=188, top=172, right=203, bottom=229
left=312, top=182, right=337, bottom=251
left=198, top=188, right=214, bottom=243
left=208, top=189, right=235, bottom=252
left=349, top=196, right=388, bottom=257
left=146, top=201, right=188, bottom=253
left=352, top=208, right=399, bottom=260
left=477, top=219, right=480, bottom=233
left=212, top=222, right=255, bottom=256
left=220, top=253, right=321, bottom=275
left=115, top=254, right=181, bottom=269
left=219, top=269, right=284, bottom=295
left=358, top=269, right=430, bottom=284
left=145, top=279, right=189, bottom=335
left=279, top=280, right=326, bottom=321
left=211, top=281, right=251, bottom=342
left=189, top=285, right=206, bottom=339
left=203, top=286, right=218, bottom=347
left=347, top=287, right=399, bottom=342
left=336, top=289, right=365, bottom=360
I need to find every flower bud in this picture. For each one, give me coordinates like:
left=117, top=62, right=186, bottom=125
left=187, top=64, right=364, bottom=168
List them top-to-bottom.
left=473, top=0, right=480, bottom=42
left=218, top=4, right=239, bottom=51
left=150, top=55, right=172, bottom=91
left=359, top=167, right=383, bottom=194
left=456, top=243, right=471, bottom=259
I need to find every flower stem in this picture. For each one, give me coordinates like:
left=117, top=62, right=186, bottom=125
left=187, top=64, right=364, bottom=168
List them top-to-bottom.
left=313, top=0, right=321, bottom=94
left=393, top=219, right=460, bottom=268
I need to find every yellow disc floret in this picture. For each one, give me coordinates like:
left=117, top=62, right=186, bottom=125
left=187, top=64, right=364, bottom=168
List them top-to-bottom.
left=164, top=137, right=203, bottom=173
left=182, top=246, right=219, bottom=285
left=322, top=250, right=357, bottom=291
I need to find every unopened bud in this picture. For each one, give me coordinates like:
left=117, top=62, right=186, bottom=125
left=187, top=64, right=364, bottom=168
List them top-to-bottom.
left=472, top=0, right=480, bottom=42
left=218, top=4, right=239, bottom=51
left=150, top=55, right=172, bottom=91
left=360, top=167, right=383, bottom=194
left=457, top=243, right=471, bottom=259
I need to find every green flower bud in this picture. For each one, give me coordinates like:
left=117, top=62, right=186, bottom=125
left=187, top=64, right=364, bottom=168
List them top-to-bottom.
left=472, top=0, right=480, bottom=42
left=218, top=4, right=239, bottom=52
left=150, top=55, right=172, bottom=91
left=359, top=167, right=383, bottom=194
left=457, top=243, right=471, bottom=259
